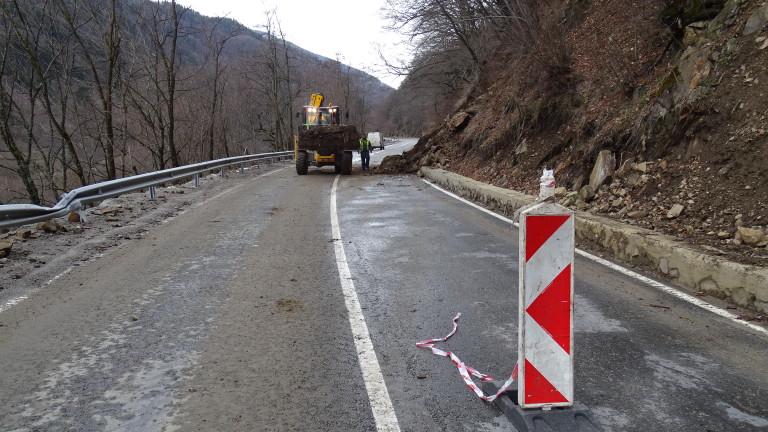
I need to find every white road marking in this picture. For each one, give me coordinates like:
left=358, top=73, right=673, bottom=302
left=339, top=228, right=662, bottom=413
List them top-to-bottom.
left=331, top=175, right=401, bottom=431
left=421, top=179, right=768, bottom=337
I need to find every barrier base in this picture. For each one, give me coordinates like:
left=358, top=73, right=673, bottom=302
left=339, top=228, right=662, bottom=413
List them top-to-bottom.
left=481, top=380, right=604, bottom=432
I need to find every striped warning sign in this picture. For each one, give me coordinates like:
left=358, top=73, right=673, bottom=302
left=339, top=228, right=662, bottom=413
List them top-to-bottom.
left=519, top=203, right=575, bottom=408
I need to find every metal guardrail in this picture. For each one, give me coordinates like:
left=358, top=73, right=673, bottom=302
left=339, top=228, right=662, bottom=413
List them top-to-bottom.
left=0, top=151, right=294, bottom=229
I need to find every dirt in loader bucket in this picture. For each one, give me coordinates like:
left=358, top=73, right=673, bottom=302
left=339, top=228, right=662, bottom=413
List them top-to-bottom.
left=298, top=125, right=360, bottom=151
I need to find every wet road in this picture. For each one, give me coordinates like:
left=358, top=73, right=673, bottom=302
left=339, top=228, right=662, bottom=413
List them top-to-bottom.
left=0, top=146, right=767, bottom=431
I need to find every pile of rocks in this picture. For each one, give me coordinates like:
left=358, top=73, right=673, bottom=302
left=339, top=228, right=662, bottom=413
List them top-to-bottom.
left=554, top=150, right=767, bottom=257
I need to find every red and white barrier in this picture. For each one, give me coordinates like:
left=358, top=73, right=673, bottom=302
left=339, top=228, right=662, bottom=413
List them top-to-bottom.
left=518, top=202, right=575, bottom=408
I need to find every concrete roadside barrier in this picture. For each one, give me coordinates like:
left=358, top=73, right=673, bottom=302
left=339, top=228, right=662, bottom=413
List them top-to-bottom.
left=419, top=167, right=768, bottom=315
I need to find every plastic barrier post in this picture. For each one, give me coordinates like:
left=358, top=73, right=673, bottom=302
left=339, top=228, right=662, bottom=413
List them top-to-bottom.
left=481, top=200, right=604, bottom=431
left=518, top=201, right=575, bottom=408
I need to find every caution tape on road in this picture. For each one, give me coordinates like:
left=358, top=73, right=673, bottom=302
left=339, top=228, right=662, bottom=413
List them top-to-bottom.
left=416, top=313, right=518, bottom=402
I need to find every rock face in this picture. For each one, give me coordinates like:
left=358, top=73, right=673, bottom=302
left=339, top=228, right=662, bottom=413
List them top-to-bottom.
left=589, top=150, right=616, bottom=192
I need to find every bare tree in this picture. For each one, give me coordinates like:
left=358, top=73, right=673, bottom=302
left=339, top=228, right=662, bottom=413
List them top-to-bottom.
left=53, top=0, right=122, bottom=180
left=123, top=0, right=187, bottom=170
left=246, top=11, right=295, bottom=151
left=0, top=16, right=41, bottom=204
left=203, top=18, right=239, bottom=160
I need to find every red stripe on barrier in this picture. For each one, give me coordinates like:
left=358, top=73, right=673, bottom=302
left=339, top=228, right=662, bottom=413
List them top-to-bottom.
left=525, top=215, right=571, bottom=261
left=525, top=264, right=572, bottom=354
left=524, top=359, right=569, bottom=404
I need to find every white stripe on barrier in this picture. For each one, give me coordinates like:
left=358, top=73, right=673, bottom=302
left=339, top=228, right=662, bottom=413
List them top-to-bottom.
left=331, top=176, right=401, bottom=432
left=421, top=179, right=768, bottom=337
left=524, top=217, right=574, bottom=307
left=525, top=317, right=574, bottom=401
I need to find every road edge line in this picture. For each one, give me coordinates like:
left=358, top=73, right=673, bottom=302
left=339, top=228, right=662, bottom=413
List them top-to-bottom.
left=421, top=179, right=768, bottom=337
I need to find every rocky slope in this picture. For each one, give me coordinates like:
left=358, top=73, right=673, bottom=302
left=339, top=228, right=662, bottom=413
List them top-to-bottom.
left=382, top=0, right=768, bottom=269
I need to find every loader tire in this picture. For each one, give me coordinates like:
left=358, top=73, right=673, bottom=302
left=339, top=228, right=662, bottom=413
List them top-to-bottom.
left=296, top=151, right=308, bottom=175
left=341, top=151, right=352, bottom=175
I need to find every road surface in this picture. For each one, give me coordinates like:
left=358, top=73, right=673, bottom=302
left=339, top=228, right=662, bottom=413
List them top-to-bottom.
left=1, top=145, right=766, bottom=431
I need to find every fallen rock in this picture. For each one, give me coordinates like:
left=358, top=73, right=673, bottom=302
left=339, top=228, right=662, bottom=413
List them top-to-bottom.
left=744, top=4, right=768, bottom=35
left=448, top=112, right=471, bottom=130
left=589, top=150, right=616, bottom=191
left=378, top=154, right=416, bottom=173
left=615, top=158, right=635, bottom=177
left=634, top=161, right=649, bottom=173
left=624, top=171, right=642, bottom=186
left=579, top=184, right=596, bottom=202
left=560, top=192, right=579, bottom=207
left=667, top=204, right=685, bottom=219
left=99, top=207, right=120, bottom=215
left=67, top=211, right=81, bottom=223
left=628, top=211, right=648, bottom=219
left=36, top=219, right=64, bottom=233
left=738, top=227, right=767, bottom=246
left=16, top=229, right=32, bottom=240
left=0, top=238, right=13, bottom=258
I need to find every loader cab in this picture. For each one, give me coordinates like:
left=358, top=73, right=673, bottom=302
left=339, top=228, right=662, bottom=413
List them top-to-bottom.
left=299, top=105, right=341, bottom=132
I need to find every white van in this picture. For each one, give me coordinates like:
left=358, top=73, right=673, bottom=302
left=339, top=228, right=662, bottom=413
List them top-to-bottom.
left=367, top=132, right=384, bottom=150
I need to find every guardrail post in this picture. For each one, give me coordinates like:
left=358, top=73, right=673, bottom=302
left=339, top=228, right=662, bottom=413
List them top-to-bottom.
left=239, top=163, right=244, bottom=174
left=220, top=168, right=225, bottom=178
left=194, top=174, right=200, bottom=187
left=149, top=186, right=156, bottom=200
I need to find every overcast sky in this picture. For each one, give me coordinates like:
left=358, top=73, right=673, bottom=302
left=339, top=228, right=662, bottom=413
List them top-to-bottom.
left=177, top=0, right=410, bottom=88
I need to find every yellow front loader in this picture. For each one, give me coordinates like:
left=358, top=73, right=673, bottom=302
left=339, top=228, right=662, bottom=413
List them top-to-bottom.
left=294, top=94, right=359, bottom=175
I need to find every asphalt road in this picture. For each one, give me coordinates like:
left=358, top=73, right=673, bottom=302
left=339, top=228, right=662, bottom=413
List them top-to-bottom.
left=1, top=144, right=767, bottom=431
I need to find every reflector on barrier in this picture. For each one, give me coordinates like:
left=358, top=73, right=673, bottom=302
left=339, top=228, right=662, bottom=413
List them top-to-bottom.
left=518, top=202, right=574, bottom=408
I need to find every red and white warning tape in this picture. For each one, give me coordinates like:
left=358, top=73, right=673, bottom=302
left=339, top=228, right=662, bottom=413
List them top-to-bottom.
left=416, top=313, right=518, bottom=402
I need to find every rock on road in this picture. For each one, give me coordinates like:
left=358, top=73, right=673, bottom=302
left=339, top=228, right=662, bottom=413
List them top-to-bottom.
left=1, top=142, right=767, bottom=431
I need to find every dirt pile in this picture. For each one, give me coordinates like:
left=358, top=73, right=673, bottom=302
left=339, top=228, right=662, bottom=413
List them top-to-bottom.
left=398, top=0, right=768, bottom=268
left=297, top=125, right=360, bottom=151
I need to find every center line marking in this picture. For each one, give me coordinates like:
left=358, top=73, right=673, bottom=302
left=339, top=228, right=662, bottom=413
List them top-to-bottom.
left=331, top=175, right=401, bottom=432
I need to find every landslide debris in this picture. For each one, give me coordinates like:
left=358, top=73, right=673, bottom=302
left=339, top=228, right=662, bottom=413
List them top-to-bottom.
left=393, top=0, right=768, bottom=267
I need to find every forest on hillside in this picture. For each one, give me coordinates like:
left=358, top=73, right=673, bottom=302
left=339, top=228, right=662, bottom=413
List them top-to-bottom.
left=0, top=0, right=391, bottom=205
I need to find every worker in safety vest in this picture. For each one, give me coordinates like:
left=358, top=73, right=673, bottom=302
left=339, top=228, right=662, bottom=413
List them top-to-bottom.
left=359, top=135, right=372, bottom=170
